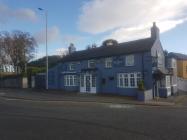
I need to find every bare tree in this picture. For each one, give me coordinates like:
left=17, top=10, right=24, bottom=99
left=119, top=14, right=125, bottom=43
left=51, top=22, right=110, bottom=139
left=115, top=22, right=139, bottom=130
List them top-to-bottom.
left=0, top=31, right=37, bottom=74
left=0, top=32, right=12, bottom=65
left=57, top=48, right=69, bottom=57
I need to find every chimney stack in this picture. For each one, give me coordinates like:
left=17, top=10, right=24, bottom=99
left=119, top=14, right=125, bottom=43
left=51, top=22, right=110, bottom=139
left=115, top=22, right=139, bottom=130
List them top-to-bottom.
left=151, top=22, right=160, bottom=40
left=68, top=43, right=76, bottom=54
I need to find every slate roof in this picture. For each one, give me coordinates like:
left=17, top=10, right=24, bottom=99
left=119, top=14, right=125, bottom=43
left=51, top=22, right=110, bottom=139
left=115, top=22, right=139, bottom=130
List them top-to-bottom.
left=61, top=37, right=155, bottom=62
left=168, top=52, right=187, bottom=60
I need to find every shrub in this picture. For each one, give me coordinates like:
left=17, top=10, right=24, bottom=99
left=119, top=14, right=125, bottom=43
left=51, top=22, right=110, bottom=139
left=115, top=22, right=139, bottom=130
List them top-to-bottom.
left=138, top=80, right=145, bottom=91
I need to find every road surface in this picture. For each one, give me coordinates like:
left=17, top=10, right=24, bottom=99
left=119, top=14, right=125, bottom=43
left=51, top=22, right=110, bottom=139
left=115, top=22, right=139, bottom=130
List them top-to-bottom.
left=0, top=93, right=187, bottom=140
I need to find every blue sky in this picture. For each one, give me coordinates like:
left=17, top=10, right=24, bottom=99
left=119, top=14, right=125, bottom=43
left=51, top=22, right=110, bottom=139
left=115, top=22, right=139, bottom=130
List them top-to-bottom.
left=0, top=0, right=187, bottom=59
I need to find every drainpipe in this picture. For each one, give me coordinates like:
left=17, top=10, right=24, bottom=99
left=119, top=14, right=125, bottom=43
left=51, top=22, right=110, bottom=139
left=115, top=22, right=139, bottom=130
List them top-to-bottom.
left=141, top=52, right=145, bottom=81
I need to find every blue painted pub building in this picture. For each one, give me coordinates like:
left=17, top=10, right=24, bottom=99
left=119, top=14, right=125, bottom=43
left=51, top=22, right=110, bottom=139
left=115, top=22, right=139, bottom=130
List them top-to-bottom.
left=37, top=23, right=177, bottom=98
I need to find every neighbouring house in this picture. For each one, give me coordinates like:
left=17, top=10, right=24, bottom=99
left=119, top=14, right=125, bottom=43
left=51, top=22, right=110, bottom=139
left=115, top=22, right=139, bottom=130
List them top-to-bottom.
left=35, top=23, right=177, bottom=99
left=0, top=49, right=16, bottom=75
left=0, top=49, right=22, bottom=88
left=168, top=52, right=187, bottom=79
left=168, top=52, right=187, bottom=92
left=0, top=65, right=15, bottom=73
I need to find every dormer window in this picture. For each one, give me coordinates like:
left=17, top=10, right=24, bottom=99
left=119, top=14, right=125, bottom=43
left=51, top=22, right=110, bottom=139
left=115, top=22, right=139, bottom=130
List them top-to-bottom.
left=102, top=39, right=118, bottom=47
left=106, top=41, right=113, bottom=46
left=88, top=60, right=96, bottom=68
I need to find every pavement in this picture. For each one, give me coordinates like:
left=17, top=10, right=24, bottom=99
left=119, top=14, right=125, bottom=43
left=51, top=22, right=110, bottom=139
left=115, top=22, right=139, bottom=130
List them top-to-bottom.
left=0, top=88, right=186, bottom=106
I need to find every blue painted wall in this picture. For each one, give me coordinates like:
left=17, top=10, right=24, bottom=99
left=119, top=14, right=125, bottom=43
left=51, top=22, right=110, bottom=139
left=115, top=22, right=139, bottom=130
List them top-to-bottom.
left=45, top=50, right=159, bottom=97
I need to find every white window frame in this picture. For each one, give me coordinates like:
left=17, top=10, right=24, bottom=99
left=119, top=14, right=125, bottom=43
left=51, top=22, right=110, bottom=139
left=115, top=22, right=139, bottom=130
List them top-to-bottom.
left=156, top=51, right=163, bottom=66
left=126, top=55, right=134, bottom=66
left=105, top=57, right=112, bottom=68
left=172, top=59, right=176, bottom=68
left=88, top=60, right=96, bottom=68
left=69, top=63, right=75, bottom=71
left=1, top=65, right=15, bottom=73
left=117, top=72, right=141, bottom=88
left=130, top=73, right=135, bottom=87
left=64, top=75, right=78, bottom=86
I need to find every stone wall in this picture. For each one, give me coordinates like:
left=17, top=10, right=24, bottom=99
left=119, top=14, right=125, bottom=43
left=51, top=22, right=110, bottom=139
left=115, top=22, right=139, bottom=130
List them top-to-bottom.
left=0, top=75, right=27, bottom=88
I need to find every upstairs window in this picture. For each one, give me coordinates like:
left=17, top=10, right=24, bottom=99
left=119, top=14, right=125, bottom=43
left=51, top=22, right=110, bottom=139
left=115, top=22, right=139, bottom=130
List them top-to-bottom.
left=156, top=51, right=162, bottom=65
left=126, top=55, right=134, bottom=66
left=105, top=57, right=112, bottom=68
left=168, top=58, right=176, bottom=68
left=172, top=59, right=176, bottom=68
left=88, top=60, right=96, bottom=68
left=69, top=63, right=76, bottom=71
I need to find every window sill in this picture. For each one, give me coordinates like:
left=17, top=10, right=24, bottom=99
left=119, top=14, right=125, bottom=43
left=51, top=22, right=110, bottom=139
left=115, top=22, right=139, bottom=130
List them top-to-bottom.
left=64, top=85, right=78, bottom=87
left=118, top=87, right=138, bottom=89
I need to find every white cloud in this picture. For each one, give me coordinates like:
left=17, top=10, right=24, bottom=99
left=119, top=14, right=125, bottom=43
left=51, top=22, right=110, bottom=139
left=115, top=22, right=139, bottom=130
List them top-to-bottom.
left=78, top=0, right=187, bottom=41
left=0, top=4, right=37, bottom=23
left=14, top=8, right=37, bottom=22
left=105, top=19, right=186, bottom=42
left=34, top=26, right=61, bottom=44
left=34, top=26, right=86, bottom=45
left=34, top=26, right=86, bottom=58
left=62, top=35, right=86, bottom=45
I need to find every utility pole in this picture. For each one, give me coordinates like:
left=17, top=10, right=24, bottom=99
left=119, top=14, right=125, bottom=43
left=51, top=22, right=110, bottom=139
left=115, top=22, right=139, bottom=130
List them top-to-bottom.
left=38, top=8, right=48, bottom=90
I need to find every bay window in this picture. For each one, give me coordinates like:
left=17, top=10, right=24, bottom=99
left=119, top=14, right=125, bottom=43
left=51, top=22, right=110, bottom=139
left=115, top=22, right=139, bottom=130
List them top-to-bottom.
left=117, top=73, right=142, bottom=88
left=64, top=75, right=78, bottom=86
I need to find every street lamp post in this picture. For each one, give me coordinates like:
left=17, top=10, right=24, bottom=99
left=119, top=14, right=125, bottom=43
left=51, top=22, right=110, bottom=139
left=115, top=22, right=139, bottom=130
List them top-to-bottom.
left=38, top=8, right=48, bottom=90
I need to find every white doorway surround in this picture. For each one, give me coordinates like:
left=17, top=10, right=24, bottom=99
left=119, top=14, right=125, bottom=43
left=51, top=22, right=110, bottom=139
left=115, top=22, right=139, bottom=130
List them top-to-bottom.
left=80, top=74, right=96, bottom=94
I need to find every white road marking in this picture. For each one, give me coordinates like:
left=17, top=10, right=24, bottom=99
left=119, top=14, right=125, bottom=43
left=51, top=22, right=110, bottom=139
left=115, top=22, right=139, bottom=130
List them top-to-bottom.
left=0, top=92, right=6, bottom=96
left=4, top=98, right=19, bottom=101
left=109, top=104, right=135, bottom=109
